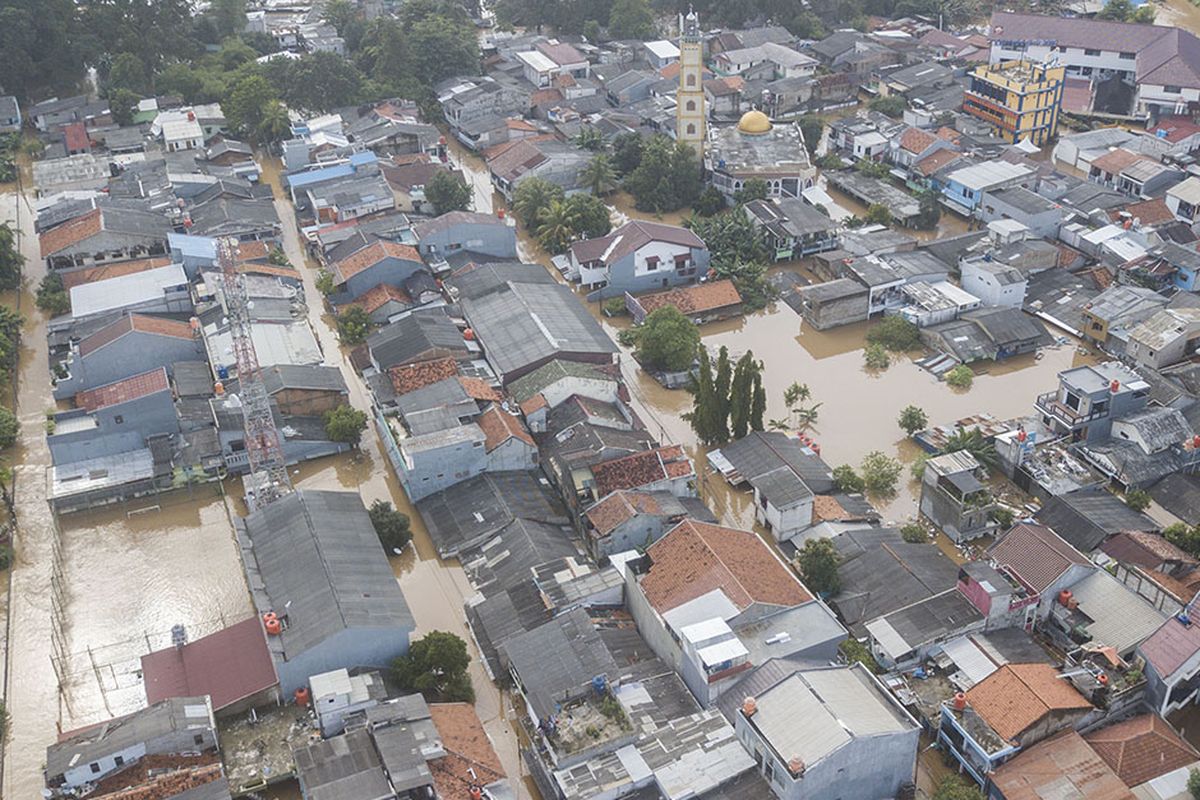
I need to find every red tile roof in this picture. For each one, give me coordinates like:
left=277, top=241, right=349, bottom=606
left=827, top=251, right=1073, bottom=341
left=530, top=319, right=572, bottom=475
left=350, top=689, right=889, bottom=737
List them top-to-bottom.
left=1151, top=116, right=1200, bottom=143
left=63, top=121, right=90, bottom=152
left=900, top=127, right=938, bottom=154
left=913, top=148, right=961, bottom=177
left=1092, top=148, right=1151, bottom=175
left=1109, top=198, right=1176, bottom=227
left=40, top=208, right=103, bottom=258
left=235, top=240, right=271, bottom=263
left=334, top=240, right=421, bottom=282
left=60, top=257, right=174, bottom=290
left=633, top=279, right=742, bottom=317
left=349, top=283, right=412, bottom=315
left=78, top=314, right=194, bottom=356
left=389, top=357, right=459, bottom=396
left=75, top=367, right=171, bottom=411
left=457, top=376, right=502, bottom=402
left=519, top=393, right=548, bottom=416
left=476, top=405, right=535, bottom=452
left=590, top=444, right=693, bottom=497
left=585, top=490, right=671, bottom=536
left=641, top=519, right=812, bottom=613
left=988, top=522, right=1090, bottom=593
left=1101, top=531, right=1195, bottom=569
left=140, top=617, right=278, bottom=712
left=1139, top=617, right=1200, bottom=678
left=965, top=663, right=1092, bottom=741
left=429, top=703, right=506, bottom=800
left=1085, top=713, right=1200, bottom=787
left=990, top=730, right=1134, bottom=800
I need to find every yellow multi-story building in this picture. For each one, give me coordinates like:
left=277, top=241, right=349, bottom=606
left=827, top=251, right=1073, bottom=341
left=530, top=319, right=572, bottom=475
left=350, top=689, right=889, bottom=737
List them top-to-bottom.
left=676, top=9, right=705, bottom=162
left=963, top=60, right=1065, bottom=147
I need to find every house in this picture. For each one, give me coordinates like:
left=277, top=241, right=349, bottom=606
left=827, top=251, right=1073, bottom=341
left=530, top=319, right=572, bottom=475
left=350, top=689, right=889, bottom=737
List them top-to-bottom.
left=644, top=40, right=680, bottom=70
left=516, top=41, right=589, bottom=88
left=715, top=42, right=818, bottom=80
left=963, top=60, right=1065, bottom=146
left=439, top=77, right=531, bottom=150
left=0, top=95, right=20, bottom=133
left=28, top=95, right=94, bottom=131
left=161, top=114, right=204, bottom=152
left=706, top=114, right=817, bottom=202
left=486, top=138, right=592, bottom=200
left=31, top=153, right=110, bottom=197
left=380, top=157, right=459, bottom=214
left=940, top=159, right=1035, bottom=217
left=1166, top=176, right=1200, bottom=223
left=977, top=187, right=1064, bottom=238
left=743, top=197, right=839, bottom=260
left=40, top=207, right=172, bottom=270
left=412, top=211, right=518, bottom=265
left=567, top=220, right=710, bottom=297
left=328, top=240, right=423, bottom=303
left=960, top=259, right=1028, bottom=311
left=625, top=279, right=743, bottom=325
left=794, top=279, right=870, bottom=330
left=460, top=280, right=618, bottom=384
left=1080, top=285, right=1169, bottom=354
left=921, top=306, right=1052, bottom=362
left=1126, top=308, right=1200, bottom=371
left=365, top=310, right=469, bottom=373
left=53, top=314, right=203, bottom=400
left=507, top=358, right=619, bottom=431
left=1035, top=362, right=1150, bottom=443
left=260, top=364, right=348, bottom=416
left=49, top=367, right=179, bottom=466
left=476, top=404, right=537, bottom=471
left=708, top=430, right=834, bottom=543
left=587, top=444, right=695, bottom=504
left=919, top=451, right=998, bottom=543
left=1149, top=472, right=1200, bottom=526
left=1036, top=487, right=1159, bottom=553
left=235, top=490, right=415, bottom=694
left=582, top=490, right=711, bottom=560
left=625, top=519, right=846, bottom=707
left=988, top=522, right=1096, bottom=617
left=828, top=527, right=962, bottom=637
left=1100, top=531, right=1200, bottom=614
left=1046, top=567, right=1168, bottom=655
left=864, top=588, right=987, bottom=670
left=140, top=616, right=279, bottom=716
left=1139, top=616, right=1200, bottom=716
left=938, top=663, right=1093, bottom=786
left=732, top=664, right=920, bottom=800
left=44, top=697, right=221, bottom=797
left=1085, top=713, right=1200, bottom=794
left=988, top=729, right=1133, bottom=800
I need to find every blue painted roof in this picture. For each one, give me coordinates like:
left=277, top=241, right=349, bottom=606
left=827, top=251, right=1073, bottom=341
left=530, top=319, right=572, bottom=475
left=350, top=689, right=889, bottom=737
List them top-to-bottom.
left=285, top=152, right=378, bottom=190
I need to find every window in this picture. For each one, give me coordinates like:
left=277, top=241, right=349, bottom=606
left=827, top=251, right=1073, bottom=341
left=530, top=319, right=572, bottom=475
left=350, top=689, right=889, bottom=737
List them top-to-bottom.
left=1084, top=48, right=1100, bottom=56
left=1120, top=51, right=1136, bottom=59
left=686, top=74, right=696, bottom=87
left=1165, top=85, right=1183, bottom=94
left=686, top=100, right=696, bottom=111
left=687, top=123, right=696, bottom=135
left=645, top=256, right=660, bottom=271
left=114, top=415, right=124, bottom=424
left=193, top=734, right=204, bottom=746
left=114, top=756, right=124, bottom=767
left=91, top=763, right=102, bottom=774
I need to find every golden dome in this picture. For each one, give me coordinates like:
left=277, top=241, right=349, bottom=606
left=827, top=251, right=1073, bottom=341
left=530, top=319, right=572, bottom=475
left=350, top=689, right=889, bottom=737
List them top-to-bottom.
left=737, top=109, right=772, bottom=134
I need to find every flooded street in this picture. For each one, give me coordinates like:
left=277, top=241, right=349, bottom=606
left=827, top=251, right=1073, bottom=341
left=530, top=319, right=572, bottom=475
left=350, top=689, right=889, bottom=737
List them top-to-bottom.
left=444, top=139, right=1094, bottom=526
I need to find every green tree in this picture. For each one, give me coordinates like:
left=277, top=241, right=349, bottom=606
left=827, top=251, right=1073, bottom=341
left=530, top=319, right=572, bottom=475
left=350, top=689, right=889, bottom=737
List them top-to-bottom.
left=0, top=0, right=85, bottom=102
left=211, top=0, right=248, bottom=37
left=322, top=0, right=358, bottom=35
left=396, top=0, right=481, bottom=86
left=608, top=0, right=656, bottom=39
left=1098, top=0, right=1133, bottom=18
left=1131, top=4, right=1157, bottom=22
left=790, top=10, right=826, bottom=40
left=583, top=19, right=603, bottom=41
left=263, top=51, right=364, bottom=113
left=107, top=52, right=149, bottom=95
left=224, top=73, right=279, bottom=138
left=107, top=88, right=139, bottom=126
left=870, top=95, right=908, bottom=118
left=256, top=100, right=292, bottom=144
left=798, top=115, right=823, bottom=154
left=574, top=126, right=605, bottom=151
left=611, top=132, right=644, bottom=176
left=624, top=135, right=701, bottom=213
left=580, top=153, right=617, bottom=196
left=856, top=158, right=891, bottom=179
left=425, top=170, right=472, bottom=215
left=512, top=177, right=564, bottom=230
left=735, top=178, right=770, bottom=205
left=694, top=186, right=727, bottom=216
left=915, top=188, right=941, bottom=230
left=565, top=194, right=612, bottom=239
left=536, top=198, right=582, bottom=254
left=865, top=204, right=892, bottom=226
left=0, top=223, right=23, bottom=292
left=316, top=269, right=336, bottom=296
left=36, top=273, right=70, bottom=316
left=336, top=306, right=372, bottom=345
left=631, top=306, right=700, bottom=372
left=0, top=307, right=23, bottom=385
left=866, top=316, right=921, bottom=351
left=864, top=343, right=890, bottom=369
left=711, top=346, right=732, bottom=442
left=684, top=348, right=722, bottom=444
left=729, top=351, right=759, bottom=440
left=946, top=364, right=974, bottom=389
left=750, top=372, right=766, bottom=433
left=324, top=404, right=368, bottom=447
left=898, top=405, right=927, bottom=435
left=0, top=407, right=17, bottom=450
left=939, top=428, right=998, bottom=471
left=861, top=451, right=902, bottom=494
left=833, top=464, right=864, bottom=492
left=1125, top=489, right=1151, bottom=512
left=369, top=499, right=412, bottom=553
left=992, top=507, right=1015, bottom=529
left=900, top=522, right=926, bottom=543
left=1165, top=523, right=1200, bottom=557
left=796, top=538, right=841, bottom=596
left=391, top=631, right=475, bottom=703
left=839, top=638, right=880, bottom=673
left=1189, top=768, right=1200, bottom=800
left=933, top=775, right=985, bottom=800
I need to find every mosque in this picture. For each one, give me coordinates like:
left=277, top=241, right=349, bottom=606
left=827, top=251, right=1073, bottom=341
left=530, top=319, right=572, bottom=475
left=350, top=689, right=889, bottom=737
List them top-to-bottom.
left=704, top=108, right=818, bottom=202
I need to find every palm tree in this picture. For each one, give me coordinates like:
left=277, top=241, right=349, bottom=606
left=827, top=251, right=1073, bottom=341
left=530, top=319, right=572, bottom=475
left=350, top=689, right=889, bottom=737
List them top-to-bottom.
left=256, top=100, right=291, bottom=145
left=575, top=126, right=605, bottom=151
left=580, top=153, right=617, bottom=197
left=536, top=199, right=582, bottom=254
left=940, top=428, right=999, bottom=472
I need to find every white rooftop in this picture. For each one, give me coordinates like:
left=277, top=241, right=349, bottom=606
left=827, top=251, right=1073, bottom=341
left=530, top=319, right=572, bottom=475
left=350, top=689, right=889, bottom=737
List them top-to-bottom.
left=645, top=40, right=681, bottom=59
left=516, top=49, right=559, bottom=73
left=162, top=118, right=203, bottom=143
left=947, top=159, right=1034, bottom=191
left=1169, top=176, right=1200, bottom=205
left=70, top=263, right=187, bottom=320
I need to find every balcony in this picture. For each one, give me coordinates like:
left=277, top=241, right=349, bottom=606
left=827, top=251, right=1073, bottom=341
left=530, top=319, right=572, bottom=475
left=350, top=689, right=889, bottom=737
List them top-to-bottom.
left=1036, top=391, right=1107, bottom=427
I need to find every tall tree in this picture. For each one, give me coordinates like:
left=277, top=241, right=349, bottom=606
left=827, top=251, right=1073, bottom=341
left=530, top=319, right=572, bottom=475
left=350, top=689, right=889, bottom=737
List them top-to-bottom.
left=0, top=0, right=85, bottom=101
left=210, top=0, right=248, bottom=38
left=322, top=0, right=358, bottom=35
left=608, top=0, right=656, bottom=39
left=107, top=52, right=149, bottom=95
left=224, top=73, right=279, bottom=138
left=256, top=100, right=292, bottom=144
left=580, top=153, right=617, bottom=196
left=425, top=170, right=472, bottom=215
left=512, top=177, right=564, bottom=230
left=564, top=194, right=612, bottom=238
left=536, top=199, right=582, bottom=254
left=0, top=224, right=24, bottom=292
left=631, top=306, right=700, bottom=373
left=713, top=346, right=732, bottom=442
left=685, top=350, right=719, bottom=444
left=729, top=351, right=757, bottom=440
left=750, top=372, right=766, bottom=433
left=796, top=538, right=840, bottom=596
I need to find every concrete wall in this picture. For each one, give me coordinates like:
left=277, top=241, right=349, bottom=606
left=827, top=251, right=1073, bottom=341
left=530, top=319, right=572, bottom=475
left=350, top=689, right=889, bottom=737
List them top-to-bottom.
left=977, top=193, right=1061, bottom=238
left=417, top=222, right=517, bottom=262
left=601, top=245, right=711, bottom=297
left=339, top=257, right=424, bottom=301
left=961, top=262, right=1027, bottom=309
left=801, top=288, right=871, bottom=329
left=49, top=392, right=179, bottom=465
left=394, top=429, right=488, bottom=502
left=486, top=437, right=538, bottom=471
left=754, top=488, right=813, bottom=542
left=594, top=515, right=671, bottom=559
left=624, top=567, right=685, bottom=672
left=276, top=625, right=411, bottom=696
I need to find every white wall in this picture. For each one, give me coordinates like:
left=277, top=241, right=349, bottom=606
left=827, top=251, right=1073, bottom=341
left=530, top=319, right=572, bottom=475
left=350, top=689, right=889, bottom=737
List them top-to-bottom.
left=633, top=240, right=696, bottom=278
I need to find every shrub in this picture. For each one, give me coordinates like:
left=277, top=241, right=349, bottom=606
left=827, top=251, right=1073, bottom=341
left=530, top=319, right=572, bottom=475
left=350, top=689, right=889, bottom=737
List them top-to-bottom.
left=602, top=297, right=628, bottom=316
left=866, top=316, right=921, bottom=351
left=863, top=343, right=890, bottom=369
left=945, top=364, right=974, bottom=389
left=0, top=407, right=16, bottom=449
left=861, top=451, right=902, bottom=494
left=832, top=464, right=864, bottom=493
left=1125, top=488, right=1151, bottom=512
left=368, top=500, right=411, bottom=554
left=992, top=507, right=1015, bottom=529
left=900, top=522, right=926, bottom=543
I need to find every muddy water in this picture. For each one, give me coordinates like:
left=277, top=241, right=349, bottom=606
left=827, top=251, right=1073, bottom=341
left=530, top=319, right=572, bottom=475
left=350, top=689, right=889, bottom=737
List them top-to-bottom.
left=1159, top=0, right=1200, bottom=33
left=256, top=156, right=534, bottom=796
